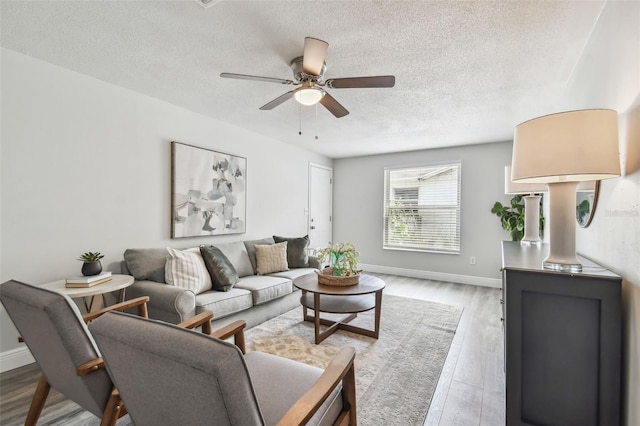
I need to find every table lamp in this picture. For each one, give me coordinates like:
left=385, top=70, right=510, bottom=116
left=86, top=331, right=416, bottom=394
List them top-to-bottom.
left=511, top=109, right=620, bottom=272
left=504, top=166, right=547, bottom=245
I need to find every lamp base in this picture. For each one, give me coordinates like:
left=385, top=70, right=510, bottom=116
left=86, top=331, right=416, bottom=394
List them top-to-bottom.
left=543, top=181, right=582, bottom=273
left=521, top=195, right=542, bottom=244
left=543, top=259, right=582, bottom=273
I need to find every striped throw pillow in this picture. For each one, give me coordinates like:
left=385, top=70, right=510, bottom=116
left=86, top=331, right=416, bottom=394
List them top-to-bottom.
left=165, top=247, right=212, bottom=294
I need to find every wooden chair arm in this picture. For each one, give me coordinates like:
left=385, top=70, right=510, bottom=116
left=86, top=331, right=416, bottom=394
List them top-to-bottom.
left=83, top=296, right=150, bottom=323
left=178, top=311, right=214, bottom=335
left=210, top=320, right=247, bottom=354
left=277, top=346, right=357, bottom=426
left=76, top=357, right=105, bottom=376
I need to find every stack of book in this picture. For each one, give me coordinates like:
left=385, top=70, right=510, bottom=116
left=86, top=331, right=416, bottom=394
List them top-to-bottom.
left=65, top=271, right=112, bottom=288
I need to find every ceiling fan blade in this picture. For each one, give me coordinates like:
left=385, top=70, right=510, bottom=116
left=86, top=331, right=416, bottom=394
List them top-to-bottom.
left=302, top=37, right=329, bottom=76
left=220, top=72, right=294, bottom=85
left=326, top=75, right=395, bottom=89
left=259, top=90, right=295, bottom=110
left=319, top=92, right=349, bottom=118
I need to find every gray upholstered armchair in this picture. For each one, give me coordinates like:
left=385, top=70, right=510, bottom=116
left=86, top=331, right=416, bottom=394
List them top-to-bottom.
left=0, top=279, right=150, bottom=426
left=89, top=311, right=357, bottom=426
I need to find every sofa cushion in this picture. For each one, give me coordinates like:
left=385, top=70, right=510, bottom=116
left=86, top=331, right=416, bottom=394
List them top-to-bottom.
left=273, top=235, right=310, bottom=268
left=244, top=237, right=275, bottom=274
left=212, top=241, right=254, bottom=278
left=255, top=242, right=289, bottom=275
left=200, top=245, right=239, bottom=292
left=165, top=247, right=212, bottom=294
left=124, top=248, right=167, bottom=283
left=269, top=268, right=318, bottom=281
left=234, top=275, right=293, bottom=305
left=195, top=288, right=253, bottom=319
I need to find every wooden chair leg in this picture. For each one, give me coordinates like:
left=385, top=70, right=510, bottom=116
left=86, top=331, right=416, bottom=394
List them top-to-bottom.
left=342, top=364, right=357, bottom=426
left=25, top=374, right=51, bottom=426
left=100, top=388, right=126, bottom=426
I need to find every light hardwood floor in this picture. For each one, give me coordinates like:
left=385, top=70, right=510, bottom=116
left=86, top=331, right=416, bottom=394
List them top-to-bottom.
left=0, top=273, right=505, bottom=425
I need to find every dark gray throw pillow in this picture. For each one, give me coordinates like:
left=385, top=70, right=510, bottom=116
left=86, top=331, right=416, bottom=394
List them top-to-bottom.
left=273, top=235, right=310, bottom=268
left=199, top=245, right=239, bottom=292
left=123, top=248, right=168, bottom=283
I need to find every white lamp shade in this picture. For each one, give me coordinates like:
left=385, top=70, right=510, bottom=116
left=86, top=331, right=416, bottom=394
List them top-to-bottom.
left=511, top=109, right=621, bottom=183
left=504, top=166, right=547, bottom=194
left=576, top=180, right=597, bottom=191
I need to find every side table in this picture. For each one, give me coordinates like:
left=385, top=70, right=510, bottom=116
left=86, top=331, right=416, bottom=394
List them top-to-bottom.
left=41, top=274, right=134, bottom=312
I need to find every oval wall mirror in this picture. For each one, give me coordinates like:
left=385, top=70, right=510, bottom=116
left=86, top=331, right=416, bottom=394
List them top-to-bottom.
left=576, top=181, right=600, bottom=228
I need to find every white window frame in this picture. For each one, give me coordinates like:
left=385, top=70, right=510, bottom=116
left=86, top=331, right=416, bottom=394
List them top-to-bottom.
left=383, top=162, right=461, bottom=254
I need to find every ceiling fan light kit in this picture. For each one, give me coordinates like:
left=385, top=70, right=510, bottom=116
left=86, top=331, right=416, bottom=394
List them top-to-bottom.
left=220, top=37, right=396, bottom=119
left=294, top=86, right=325, bottom=106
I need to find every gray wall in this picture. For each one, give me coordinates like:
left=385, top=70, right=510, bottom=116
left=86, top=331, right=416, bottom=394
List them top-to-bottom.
left=0, top=49, right=331, bottom=358
left=333, top=141, right=513, bottom=283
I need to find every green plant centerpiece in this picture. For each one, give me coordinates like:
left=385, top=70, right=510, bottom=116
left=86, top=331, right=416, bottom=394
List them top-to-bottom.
left=491, top=195, right=544, bottom=241
left=316, top=242, right=360, bottom=286
left=78, top=251, right=104, bottom=276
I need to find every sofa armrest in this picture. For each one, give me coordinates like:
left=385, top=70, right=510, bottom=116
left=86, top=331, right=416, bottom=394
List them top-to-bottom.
left=126, top=280, right=196, bottom=324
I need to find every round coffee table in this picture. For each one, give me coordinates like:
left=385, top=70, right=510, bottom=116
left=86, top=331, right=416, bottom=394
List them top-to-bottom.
left=293, top=273, right=386, bottom=344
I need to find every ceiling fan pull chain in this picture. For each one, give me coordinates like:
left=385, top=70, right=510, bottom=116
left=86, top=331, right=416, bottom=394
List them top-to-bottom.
left=299, top=102, right=302, bottom=135
left=315, top=103, right=319, bottom=140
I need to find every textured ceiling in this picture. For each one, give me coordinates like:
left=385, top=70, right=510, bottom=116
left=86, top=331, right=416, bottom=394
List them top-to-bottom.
left=0, top=0, right=611, bottom=158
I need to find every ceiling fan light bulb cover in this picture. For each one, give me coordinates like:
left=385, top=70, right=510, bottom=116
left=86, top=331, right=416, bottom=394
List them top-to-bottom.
left=294, top=87, right=324, bottom=106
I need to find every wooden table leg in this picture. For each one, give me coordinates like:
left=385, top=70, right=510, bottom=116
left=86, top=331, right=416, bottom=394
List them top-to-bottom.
left=301, top=289, right=384, bottom=344
left=373, top=289, right=383, bottom=338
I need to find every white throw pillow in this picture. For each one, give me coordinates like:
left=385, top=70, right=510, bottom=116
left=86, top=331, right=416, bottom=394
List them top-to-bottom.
left=255, top=242, right=289, bottom=275
left=165, top=247, right=212, bottom=294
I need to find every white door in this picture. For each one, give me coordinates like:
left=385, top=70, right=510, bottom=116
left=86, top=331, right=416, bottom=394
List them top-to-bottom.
left=308, top=163, right=333, bottom=251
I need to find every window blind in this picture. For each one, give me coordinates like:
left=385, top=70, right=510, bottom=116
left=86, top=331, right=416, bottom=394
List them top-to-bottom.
left=383, top=163, right=461, bottom=253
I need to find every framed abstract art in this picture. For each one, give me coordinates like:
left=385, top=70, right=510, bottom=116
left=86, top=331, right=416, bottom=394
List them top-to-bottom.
left=171, top=142, right=246, bottom=238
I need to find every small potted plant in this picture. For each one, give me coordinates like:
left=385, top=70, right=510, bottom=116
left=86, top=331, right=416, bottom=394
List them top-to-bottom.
left=316, top=242, right=360, bottom=286
left=78, top=251, right=104, bottom=276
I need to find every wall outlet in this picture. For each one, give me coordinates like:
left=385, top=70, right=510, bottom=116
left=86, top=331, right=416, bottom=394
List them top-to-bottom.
left=470, top=256, right=477, bottom=265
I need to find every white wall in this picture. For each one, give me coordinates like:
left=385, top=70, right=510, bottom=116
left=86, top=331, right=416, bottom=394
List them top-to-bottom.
left=569, top=2, right=640, bottom=425
left=0, top=49, right=331, bottom=364
left=333, top=141, right=513, bottom=285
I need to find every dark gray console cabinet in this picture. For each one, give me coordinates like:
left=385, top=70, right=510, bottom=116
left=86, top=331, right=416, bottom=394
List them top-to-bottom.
left=502, top=241, right=622, bottom=426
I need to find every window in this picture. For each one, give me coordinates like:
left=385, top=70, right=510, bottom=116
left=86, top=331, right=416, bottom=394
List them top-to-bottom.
left=383, top=163, right=461, bottom=253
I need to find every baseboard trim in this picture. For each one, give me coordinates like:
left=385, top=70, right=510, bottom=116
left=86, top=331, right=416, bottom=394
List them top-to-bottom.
left=359, top=264, right=502, bottom=288
left=0, top=346, right=35, bottom=373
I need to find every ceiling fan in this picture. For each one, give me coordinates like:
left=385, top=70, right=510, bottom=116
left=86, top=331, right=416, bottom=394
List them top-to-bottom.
left=220, top=37, right=395, bottom=118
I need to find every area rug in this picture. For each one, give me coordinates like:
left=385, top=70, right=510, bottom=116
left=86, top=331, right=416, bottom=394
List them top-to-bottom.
left=244, top=294, right=463, bottom=426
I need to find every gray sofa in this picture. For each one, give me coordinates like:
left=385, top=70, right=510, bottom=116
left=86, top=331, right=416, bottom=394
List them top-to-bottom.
left=122, top=237, right=318, bottom=328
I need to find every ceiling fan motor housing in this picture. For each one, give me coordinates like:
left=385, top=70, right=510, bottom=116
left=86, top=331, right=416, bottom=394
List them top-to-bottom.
left=290, top=56, right=326, bottom=83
